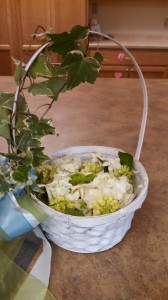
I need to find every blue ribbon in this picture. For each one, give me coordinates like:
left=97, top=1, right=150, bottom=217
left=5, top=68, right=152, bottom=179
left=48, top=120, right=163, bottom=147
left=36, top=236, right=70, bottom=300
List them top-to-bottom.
left=0, top=193, right=33, bottom=241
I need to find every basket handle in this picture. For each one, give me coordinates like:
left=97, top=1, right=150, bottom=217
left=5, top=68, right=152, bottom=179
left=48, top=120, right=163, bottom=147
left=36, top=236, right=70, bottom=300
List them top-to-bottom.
left=13, top=31, right=148, bottom=161
left=90, top=31, right=148, bottom=161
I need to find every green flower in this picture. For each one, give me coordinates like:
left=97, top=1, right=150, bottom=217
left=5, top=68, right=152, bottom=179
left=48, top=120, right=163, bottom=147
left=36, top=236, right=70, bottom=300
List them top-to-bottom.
left=81, top=162, right=103, bottom=173
left=36, top=164, right=57, bottom=184
left=114, top=165, right=133, bottom=182
left=49, top=195, right=74, bottom=213
left=93, top=195, right=121, bottom=216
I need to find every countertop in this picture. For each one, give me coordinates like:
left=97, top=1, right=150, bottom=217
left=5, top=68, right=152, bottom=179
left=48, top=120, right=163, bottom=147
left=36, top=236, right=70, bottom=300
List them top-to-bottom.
left=89, top=34, right=168, bottom=49
left=0, top=77, right=167, bottom=299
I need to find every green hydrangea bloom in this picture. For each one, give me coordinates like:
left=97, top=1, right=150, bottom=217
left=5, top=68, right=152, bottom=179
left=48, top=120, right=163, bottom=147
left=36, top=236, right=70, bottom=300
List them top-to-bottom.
left=81, top=162, right=103, bottom=173
left=36, top=164, right=57, bottom=184
left=114, top=165, right=133, bottom=182
left=49, top=195, right=75, bottom=213
left=93, top=195, right=121, bottom=216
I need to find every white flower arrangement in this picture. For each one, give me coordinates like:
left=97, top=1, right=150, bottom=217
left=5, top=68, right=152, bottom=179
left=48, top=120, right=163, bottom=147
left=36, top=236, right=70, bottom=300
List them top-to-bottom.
left=36, top=152, right=134, bottom=216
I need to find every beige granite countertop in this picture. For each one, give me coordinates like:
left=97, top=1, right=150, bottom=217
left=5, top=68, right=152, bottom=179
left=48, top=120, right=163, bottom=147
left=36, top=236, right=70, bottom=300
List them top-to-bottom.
left=89, top=34, right=168, bottom=49
left=0, top=77, right=167, bottom=299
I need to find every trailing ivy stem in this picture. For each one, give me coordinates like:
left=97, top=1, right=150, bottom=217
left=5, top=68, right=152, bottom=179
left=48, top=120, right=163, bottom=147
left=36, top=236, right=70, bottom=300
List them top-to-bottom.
left=11, top=42, right=50, bottom=153
left=39, top=81, right=67, bottom=119
left=40, top=99, right=55, bottom=119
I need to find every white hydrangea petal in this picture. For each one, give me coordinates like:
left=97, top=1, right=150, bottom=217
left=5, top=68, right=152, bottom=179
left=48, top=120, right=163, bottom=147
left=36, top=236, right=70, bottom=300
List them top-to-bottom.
left=44, top=153, right=134, bottom=215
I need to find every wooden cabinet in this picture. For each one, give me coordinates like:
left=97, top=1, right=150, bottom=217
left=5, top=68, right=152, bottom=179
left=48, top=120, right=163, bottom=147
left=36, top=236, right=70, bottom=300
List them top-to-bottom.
left=0, top=0, right=88, bottom=75
left=1, top=0, right=168, bottom=78
left=89, top=47, right=168, bottom=78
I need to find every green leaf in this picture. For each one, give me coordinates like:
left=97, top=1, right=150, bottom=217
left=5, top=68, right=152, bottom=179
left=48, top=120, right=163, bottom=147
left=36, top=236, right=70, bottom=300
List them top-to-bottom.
left=48, top=25, right=89, bottom=57
left=70, top=25, right=89, bottom=40
left=94, top=51, right=104, bottom=64
left=58, top=52, right=101, bottom=89
left=28, top=54, right=52, bottom=79
left=14, top=61, right=26, bottom=85
left=46, top=77, right=67, bottom=99
left=28, top=82, right=54, bottom=97
left=0, top=93, right=15, bottom=110
left=17, top=94, right=28, bottom=113
left=0, top=108, right=11, bottom=140
left=15, top=115, right=26, bottom=130
left=28, top=115, right=55, bottom=137
left=0, top=122, right=11, bottom=140
left=17, top=130, right=41, bottom=151
left=31, top=147, right=49, bottom=167
left=22, top=150, right=33, bottom=166
left=118, top=152, right=133, bottom=170
left=0, top=153, right=20, bottom=162
left=12, top=166, right=30, bottom=182
left=69, top=173, right=96, bottom=186
left=84, top=173, right=96, bottom=183
left=0, top=176, right=10, bottom=193
left=17, top=193, right=48, bottom=222
left=64, top=207, right=84, bottom=216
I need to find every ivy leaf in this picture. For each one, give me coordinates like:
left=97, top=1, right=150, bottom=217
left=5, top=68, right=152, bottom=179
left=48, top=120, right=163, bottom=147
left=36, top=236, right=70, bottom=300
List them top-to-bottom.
left=48, top=25, right=89, bottom=57
left=70, top=25, right=89, bottom=40
left=58, top=51, right=101, bottom=89
left=94, top=51, right=104, bottom=64
left=28, top=54, right=52, bottom=79
left=14, top=61, right=26, bottom=86
left=46, top=77, right=67, bottom=99
left=28, top=82, right=54, bottom=97
left=0, top=92, right=15, bottom=110
left=17, top=94, right=28, bottom=113
left=0, top=108, right=11, bottom=140
left=15, top=115, right=26, bottom=130
left=28, top=115, right=55, bottom=137
left=0, top=122, right=11, bottom=140
left=17, top=130, right=41, bottom=151
left=31, top=147, right=49, bottom=167
left=22, top=150, right=33, bottom=166
left=118, top=152, right=133, bottom=170
left=1, top=153, right=20, bottom=162
left=12, top=166, right=30, bottom=182
left=0, top=176, right=10, bottom=193
left=64, top=207, right=84, bottom=216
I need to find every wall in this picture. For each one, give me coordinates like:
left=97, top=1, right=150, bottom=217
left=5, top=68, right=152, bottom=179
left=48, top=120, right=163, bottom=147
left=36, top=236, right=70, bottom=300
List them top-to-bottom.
left=89, top=0, right=168, bottom=35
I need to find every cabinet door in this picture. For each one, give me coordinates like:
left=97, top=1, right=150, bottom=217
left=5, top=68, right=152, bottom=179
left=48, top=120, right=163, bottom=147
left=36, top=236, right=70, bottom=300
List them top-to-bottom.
left=0, top=0, right=88, bottom=75
left=0, top=0, right=18, bottom=75
left=51, top=0, right=87, bottom=32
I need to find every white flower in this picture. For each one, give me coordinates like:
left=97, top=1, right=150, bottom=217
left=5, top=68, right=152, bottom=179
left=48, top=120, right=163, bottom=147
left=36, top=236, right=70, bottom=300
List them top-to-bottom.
left=42, top=153, right=135, bottom=215
left=52, top=155, right=82, bottom=173
left=102, top=157, right=121, bottom=173
left=46, top=174, right=71, bottom=202
left=82, top=187, right=100, bottom=209
left=66, top=190, right=80, bottom=202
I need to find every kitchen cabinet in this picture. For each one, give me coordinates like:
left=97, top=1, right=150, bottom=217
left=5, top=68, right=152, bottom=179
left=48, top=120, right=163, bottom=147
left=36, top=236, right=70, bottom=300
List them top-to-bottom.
left=0, top=0, right=88, bottom=75
left=1, top=0, right=168, bottom=78
left=88, top=46, right=168, bottom=78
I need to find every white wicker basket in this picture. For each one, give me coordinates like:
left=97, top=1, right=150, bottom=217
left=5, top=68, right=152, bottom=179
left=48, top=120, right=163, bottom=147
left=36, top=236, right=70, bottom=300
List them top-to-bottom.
left=27, top=31, right=149, bottom=253
left=39, top=146, right=148, bottom=253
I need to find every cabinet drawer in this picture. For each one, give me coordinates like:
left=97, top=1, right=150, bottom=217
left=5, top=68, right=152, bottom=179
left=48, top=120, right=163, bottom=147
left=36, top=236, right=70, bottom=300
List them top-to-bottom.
left=89, top=48, right=168, bottom=66
left=98, top=65, right=168, bottom=79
